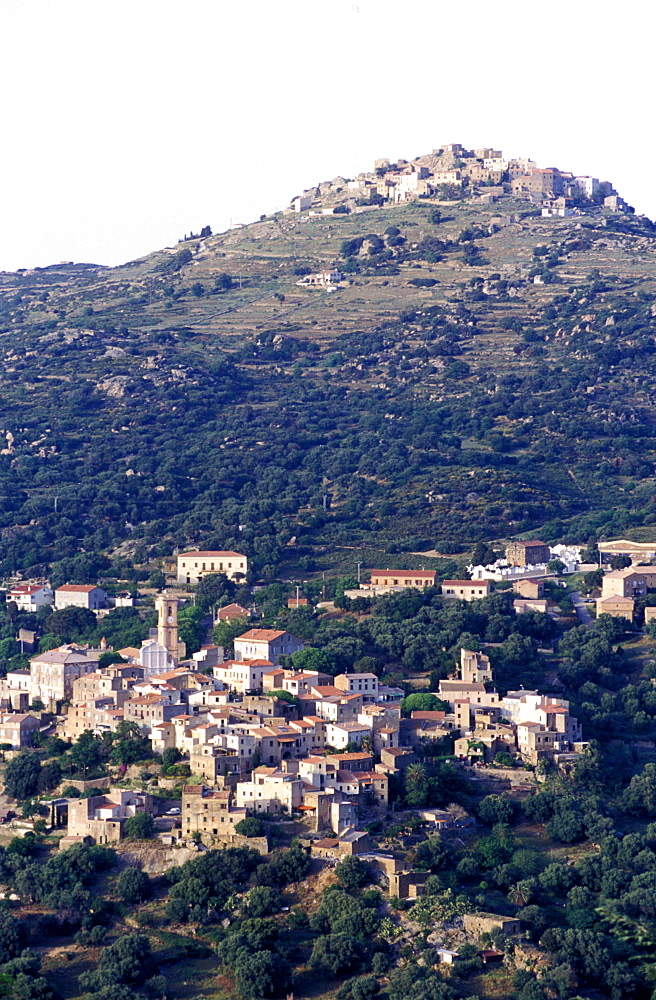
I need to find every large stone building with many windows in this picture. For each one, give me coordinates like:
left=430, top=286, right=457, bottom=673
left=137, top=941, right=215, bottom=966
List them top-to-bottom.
left=177, top=550, right=248, bottom=584
left=30, top=645, right=99, bottom=710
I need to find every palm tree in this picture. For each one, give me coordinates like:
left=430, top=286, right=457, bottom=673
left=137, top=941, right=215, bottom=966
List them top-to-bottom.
left=405, top=763, right=429, bottom=807
left=508, top=881, right=533, bottom=907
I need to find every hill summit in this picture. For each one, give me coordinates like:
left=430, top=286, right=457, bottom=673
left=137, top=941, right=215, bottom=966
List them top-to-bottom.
left=290, top=141, right=631, bottom=217
left=0, top=142, right=655, bottom=583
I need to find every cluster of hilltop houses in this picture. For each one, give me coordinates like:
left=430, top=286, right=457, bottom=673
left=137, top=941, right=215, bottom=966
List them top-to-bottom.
left=291, top=143, right=630, bottom=217
left=9, top=536, right=656, bottom=856
left=596, top=566, right=656, bottom=623
left=52, top=636, right=584, bottom=853
left=441, top=648, right=584, bottom=766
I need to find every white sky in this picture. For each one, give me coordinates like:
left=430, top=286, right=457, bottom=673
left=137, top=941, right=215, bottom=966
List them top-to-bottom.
left=0, top=0, right=654, bottom=272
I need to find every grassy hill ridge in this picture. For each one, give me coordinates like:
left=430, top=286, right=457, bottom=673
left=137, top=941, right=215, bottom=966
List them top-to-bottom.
left=0, top=182, right=655, bottom=581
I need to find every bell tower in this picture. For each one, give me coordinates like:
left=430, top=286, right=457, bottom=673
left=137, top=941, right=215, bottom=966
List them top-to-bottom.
left=156, top=592, right=181, bottom=665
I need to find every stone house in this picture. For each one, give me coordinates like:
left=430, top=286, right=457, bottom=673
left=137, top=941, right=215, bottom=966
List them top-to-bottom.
left=293, top=195, right=312, bottom=212
left=505, top=540, right=550, bottom=567
left=601, top=568, right=656, bottom=599
left=512, top=579, right=545, bottom=599
left=54, top=585, right=107, bottom=611
left=595, top=594, right=634, bottom=621
left=514, top=598, right=549, bottom=614
left=30, top=645, right=99, bottom=709
left=192, top=645, right=223, bottom=671
left=460, top=648, right=493, bottom=684
left=72, top=666, right=143, bottom=708
left=267, top=669, right=331, bottom=696
left=334, top=672, right=379, bottom=700
left=439, top=680, right=499, bottom=709
left=123, top=692, right=184, bottom=733
left=313, top=692, right=364, bottom=724
left=243, top=694, right=298, bottom=720
left=63, top=699, right=124, bottom=740
left=399, top=715, right=452, bottom=750
left=516, top=722, right=557, bottom=762
left=251, top=724, right=309, bottom=764
left=454, top=724, right=516, bottom=762
left=189, top=742, right=245, bottom=781
left=377, top=747, right=417, bottom=774
left=327, top=751, right=375, bottom=772
left=343, top=770, right=388, bottom=807
left=182, top=784, right=247, bottom=840
left=67, top=788, right=151, bottom=844
left=310, top=831, right=372, bottom=857
left=388, top=870, right=430, bottom=899
left=464, top=912, right=522, bottom=937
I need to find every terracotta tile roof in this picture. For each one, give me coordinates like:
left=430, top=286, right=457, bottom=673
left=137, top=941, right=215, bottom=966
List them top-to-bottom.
left=179, top=550, right=246, bottom=559
left=371, top=569, right=436, bottom=579
left=56, top=584, right=101, bottom=593
left=216, top=603, right=250, bottom=618
left=236, top=629, right=287, bottom=642
left=31, top=648, right=90, bottom=664
left=330, top=752, right=372, bottom=761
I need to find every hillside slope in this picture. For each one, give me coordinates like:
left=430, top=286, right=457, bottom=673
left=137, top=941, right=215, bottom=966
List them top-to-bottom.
left=1, top=168, right=656, bottom=581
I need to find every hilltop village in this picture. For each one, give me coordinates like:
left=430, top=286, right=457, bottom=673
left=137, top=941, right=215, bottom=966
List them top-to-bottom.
left=1, top=139, right=656, bottom=999
left=290, top=143, right=632, bottom=219
left=1, top=535, right=652, bottom=849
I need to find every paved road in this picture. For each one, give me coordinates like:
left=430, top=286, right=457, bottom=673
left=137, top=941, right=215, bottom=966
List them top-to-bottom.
left=571, top=591, right=593, bottom=625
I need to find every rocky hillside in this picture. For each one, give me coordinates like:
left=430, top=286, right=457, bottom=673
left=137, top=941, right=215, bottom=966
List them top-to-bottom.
left=0, top=164, right=655, bottom=581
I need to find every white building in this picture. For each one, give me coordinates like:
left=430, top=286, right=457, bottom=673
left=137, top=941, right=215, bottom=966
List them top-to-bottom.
left=573, top=176, right=599, bottom=200
left=295, top=270, right=343, bottom=287
left=177, top=550, right=248, bottom=585
left=8, top=584, right=54, bottom=612
left=233, top=629, right=304, bottom=665
left=140, top=639, right=173, bottom=678
left=213, top=658, right=275, bottom=693
left=326, top=721, right=371, bottom=750
left=235, top=767, right=303, bottom=815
